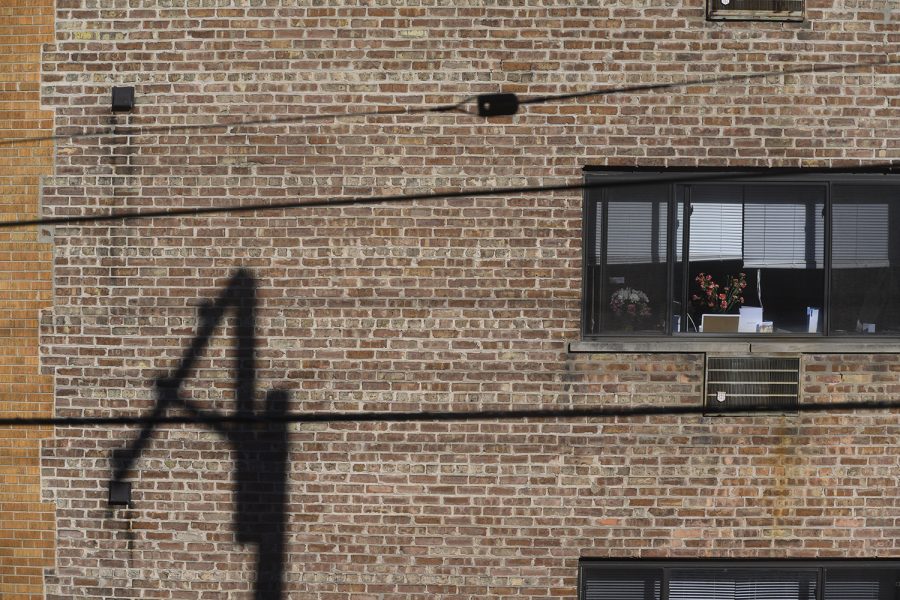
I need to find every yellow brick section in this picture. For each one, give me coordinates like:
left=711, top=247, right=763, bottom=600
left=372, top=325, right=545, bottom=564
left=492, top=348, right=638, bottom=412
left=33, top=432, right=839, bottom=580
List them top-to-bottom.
left=0, top=1, right=55, bottom=599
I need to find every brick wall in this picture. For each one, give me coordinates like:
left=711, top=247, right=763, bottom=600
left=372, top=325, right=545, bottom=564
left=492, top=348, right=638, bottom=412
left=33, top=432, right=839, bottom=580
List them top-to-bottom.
left=0, top=1, right=56, bottom=599
left=35, top=1, right=900, bottom=598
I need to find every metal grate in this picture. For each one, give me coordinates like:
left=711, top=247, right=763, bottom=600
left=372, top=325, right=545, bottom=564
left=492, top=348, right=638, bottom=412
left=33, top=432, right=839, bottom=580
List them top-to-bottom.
left=708, top=0, right=803, bottom=20
left=705, top=356, right=800, bottom=413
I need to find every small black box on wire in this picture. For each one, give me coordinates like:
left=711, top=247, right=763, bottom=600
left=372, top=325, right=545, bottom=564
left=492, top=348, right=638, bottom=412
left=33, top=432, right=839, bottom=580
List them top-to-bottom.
left=111, top=86, right=135, bottom=112
left=108, top=480, right=132, bottom=506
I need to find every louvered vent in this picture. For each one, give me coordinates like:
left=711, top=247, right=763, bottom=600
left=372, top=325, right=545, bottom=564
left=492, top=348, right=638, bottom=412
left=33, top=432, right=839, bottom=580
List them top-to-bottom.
left=707, top=0, right=803, bottom=20
left=705, top=356, right=800, bottom=413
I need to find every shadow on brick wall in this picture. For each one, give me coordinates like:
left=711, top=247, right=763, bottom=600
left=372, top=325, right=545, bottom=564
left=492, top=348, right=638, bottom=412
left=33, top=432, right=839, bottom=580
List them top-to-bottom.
left=111, top=268, right=289, bottom=600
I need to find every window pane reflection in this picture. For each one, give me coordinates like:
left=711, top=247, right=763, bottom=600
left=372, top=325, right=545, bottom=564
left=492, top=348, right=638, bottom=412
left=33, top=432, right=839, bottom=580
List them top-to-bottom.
left=830, top=184, right=900, bottom=334
left=595, top=186, right=668, bottom=334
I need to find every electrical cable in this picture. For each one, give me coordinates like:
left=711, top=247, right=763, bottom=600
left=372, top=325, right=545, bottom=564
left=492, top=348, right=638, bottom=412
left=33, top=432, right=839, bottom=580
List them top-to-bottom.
left=0, top=58, right=893, bottom=146
left=515, top=58, right=896, bottom=109
left=0, top=60, right=895, bottom=429
left=0, top=99, right=474, bottom=148
left=0, top=162, right=897, bottom=230
left=3, top=398, right=900, bottom=428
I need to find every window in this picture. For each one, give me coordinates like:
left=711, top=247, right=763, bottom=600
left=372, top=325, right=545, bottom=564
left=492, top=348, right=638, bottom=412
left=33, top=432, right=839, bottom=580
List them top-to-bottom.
left=706, top=0, right=804, bottom=21
left=582, top=171, right=900, bottom=339
left=580, top=561, right=900, bottom=600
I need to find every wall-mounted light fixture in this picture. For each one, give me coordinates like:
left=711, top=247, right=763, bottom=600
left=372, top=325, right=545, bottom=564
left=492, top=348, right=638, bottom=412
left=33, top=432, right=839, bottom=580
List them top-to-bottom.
left=111, top=86, right=135, bottom=112
left=108, top=480, right=132, bottom=506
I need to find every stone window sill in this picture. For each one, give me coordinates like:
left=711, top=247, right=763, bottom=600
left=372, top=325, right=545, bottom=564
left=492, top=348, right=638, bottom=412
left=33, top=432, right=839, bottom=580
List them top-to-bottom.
left=569, top=337, right=900, bottom=354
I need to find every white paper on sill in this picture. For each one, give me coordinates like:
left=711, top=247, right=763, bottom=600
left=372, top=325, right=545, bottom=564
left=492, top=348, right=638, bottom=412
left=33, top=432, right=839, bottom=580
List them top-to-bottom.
left=738, top=306, right=764, bottom=333
left=807, top=307, right=820, bottom=333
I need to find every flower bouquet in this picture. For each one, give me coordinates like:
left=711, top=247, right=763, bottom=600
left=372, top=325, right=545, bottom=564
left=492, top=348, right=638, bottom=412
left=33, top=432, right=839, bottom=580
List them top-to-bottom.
left=692, top=272, right=746, bottom=313
left=610, top=287, right=651, bottom=329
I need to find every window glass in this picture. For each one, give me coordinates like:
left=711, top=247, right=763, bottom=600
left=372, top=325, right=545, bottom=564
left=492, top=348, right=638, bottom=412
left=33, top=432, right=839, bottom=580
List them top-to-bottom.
left=584, top=174, right=900, bottom=339
left=677, top=184, right=825, bottom=334
left=830, top=184, right=900, bottom=335
left=593, top=185, right=668, bottom=334
left=581, top=563, right=900, bottom=600
left=582, top=567, right=662, bottom=600
left=824, top=568, right=897, bottom=600
left=669, top=569, right=817, bottom=600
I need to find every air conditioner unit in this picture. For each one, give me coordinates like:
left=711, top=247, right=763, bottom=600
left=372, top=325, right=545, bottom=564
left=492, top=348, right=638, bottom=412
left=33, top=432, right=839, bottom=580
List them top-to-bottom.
left=707, top=0, right=804, bottom=21
left=705, top=355, right=801, bottom=414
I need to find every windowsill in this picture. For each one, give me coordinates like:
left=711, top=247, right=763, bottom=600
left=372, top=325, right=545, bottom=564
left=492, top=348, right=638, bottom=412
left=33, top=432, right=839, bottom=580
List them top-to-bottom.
left=570, top=336, right=900, bottom=354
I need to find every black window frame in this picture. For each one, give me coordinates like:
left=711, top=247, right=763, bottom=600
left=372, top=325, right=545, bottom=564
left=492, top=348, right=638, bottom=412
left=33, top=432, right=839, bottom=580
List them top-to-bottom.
left=582, top=168, right=900, bottom=341
left=579, top=559, right=900, bottom=600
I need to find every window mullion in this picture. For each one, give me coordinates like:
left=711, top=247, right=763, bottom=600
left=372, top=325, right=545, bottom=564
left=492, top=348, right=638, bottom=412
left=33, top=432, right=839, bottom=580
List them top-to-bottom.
left=823, top=182, right=832, bottom=336
left=666, top=185, right=676, bottom=335
left=679, top=186, right=692, bottom=333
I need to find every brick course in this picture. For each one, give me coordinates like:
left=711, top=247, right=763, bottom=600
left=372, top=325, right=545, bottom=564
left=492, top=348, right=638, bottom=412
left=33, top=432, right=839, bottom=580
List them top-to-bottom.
left=31, top=0, right=900, bottom=598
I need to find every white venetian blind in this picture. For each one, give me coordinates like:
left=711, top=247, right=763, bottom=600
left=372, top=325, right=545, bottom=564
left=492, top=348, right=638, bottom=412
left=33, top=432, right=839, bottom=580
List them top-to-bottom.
left=686, top=185, right=743, bottom=262
left=594, top=186, right=668, bottom=264
left=743, top=187, right=824, bottom=269
left=689, top=202, right=744, bottom=261
left=832, top=203, right=889, bottom=268
left=824, top=568, right=896, bottom=600
left=583, top=569, right=662, bottom=600
left=669, top=570, right=817, bottom=600
left=824, top=580, right=882, bottom=600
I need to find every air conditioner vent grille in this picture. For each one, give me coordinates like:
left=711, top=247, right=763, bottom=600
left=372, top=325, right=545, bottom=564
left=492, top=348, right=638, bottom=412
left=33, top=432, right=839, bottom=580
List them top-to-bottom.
left=708, top=0, right=804, bottom=20
left=706, top=356, right=800, bottom=412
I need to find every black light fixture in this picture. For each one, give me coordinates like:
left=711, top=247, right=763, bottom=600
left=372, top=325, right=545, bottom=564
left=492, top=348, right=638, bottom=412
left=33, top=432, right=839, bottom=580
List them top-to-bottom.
left=111, top=86, right=135, bottom=112
left=477, top=92, right=519, bottom=117
left=108, top=480, right=132, bottom=506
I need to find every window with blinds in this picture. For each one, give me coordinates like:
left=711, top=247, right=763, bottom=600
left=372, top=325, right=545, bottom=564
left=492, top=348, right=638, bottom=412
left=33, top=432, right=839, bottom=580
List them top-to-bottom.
left=582, top=171, right=900, bottom=338
left=680, top=183, right=825, bottom=335
left=585, top=184, right=670, bottom=335
left=686, top=184, right=824, bottom=270
left=829, top=184, right=900, bottom=335
left=594, top=187, right=668, bottom=265
left=743, top=201, right=822, bottom=268
left=688, top=202, right=743, bottom=262
left=832, top=203, right=889, bottom=268
left=580, top=562, right=900, bottom=600
left=582, top=568, right=662, bottom=600
left=824, top=568, right=897, bottom=600
left=669, top=569, right=817, bottom=600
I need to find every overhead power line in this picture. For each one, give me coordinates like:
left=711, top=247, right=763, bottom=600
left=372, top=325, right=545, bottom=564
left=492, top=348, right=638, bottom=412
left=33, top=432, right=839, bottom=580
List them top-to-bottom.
left=0, top=58, right=893, bottom=146
left=515, top=59, right=897, bottom=110
left=0, top=99, right=473, bottom=148
left=0, top=161, right=896, bottom=230
left=3, top=398, right=900, bottom=428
